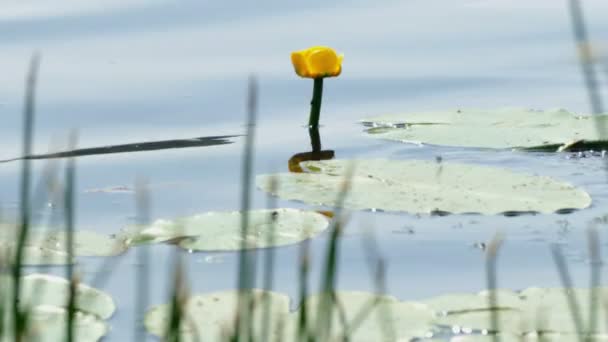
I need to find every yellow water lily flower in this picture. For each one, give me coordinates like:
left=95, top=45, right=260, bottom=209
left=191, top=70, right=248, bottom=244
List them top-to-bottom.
left=291, top=46, right=343, bottom=78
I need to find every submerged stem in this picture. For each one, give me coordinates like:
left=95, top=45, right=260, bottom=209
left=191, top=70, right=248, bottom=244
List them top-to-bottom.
left=308, top=78, right=324, bottom=128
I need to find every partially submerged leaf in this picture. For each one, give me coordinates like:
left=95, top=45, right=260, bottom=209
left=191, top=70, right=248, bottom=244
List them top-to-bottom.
left=361, top=108, right=608, bottom=150
left=256, top=159, right=591, bottom=215
left=129, top=208, right=330, bottom=251
left=144, top=289, right=290, bottom=341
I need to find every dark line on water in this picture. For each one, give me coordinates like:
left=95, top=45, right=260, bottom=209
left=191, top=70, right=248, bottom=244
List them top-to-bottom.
left=0, top=134, right=240, bottom=163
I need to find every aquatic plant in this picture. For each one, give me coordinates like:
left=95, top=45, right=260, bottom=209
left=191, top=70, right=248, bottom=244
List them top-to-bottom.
left=291, top=46, right=343, bottom=128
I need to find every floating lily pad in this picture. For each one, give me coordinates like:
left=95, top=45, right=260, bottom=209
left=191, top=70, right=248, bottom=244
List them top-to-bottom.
left=361, top=108, right=608, bottom=150
left=256, top=159, right=591, bottom=215
left=129, top=208, right=330, bottom=251
left=0, top=224, right=128, bottom=265
left=28, top=230, right=128, bottom=257
left=0, top=243, right=73, bottom=265
left=20, top=273, right=116, bottom=319
left=0, top=274, right=113, bottom=341
left=429, top=287, right=608, bottom=335
left=144, top=289, right=290, bottom=341
left=424, top=289, right=522, bottom=314
left=286, top=291, right=434, bottom=341
left=12, top=305, right=108, bottom=342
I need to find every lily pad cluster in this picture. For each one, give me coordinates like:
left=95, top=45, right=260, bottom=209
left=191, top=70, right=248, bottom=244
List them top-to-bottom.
left=361, top=108, right=608, bottom=150
left=257, top=159, right=591, bottom=215
left=0, top=273, right=115, bottom=341
left=145, top=287, right=608, bottom=341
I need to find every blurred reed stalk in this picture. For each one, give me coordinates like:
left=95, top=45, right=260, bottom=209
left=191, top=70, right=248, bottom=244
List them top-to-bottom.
left=568, top=0, right=604, bottom=115
left=12, top=53, right=40, bottom=341
left=234, top=75, right=259, bottom=341
left=64, top=131, right=78, bottom=342
left=314, top=165, right=354, bottom=341
left=260, top=177, right=278, bottom=342
left=135, top=178, right=151, bottom=342
left=344, top=226, right=393, bottom=340
left=587, top=227, right=601, bottom=337
left=296, top=232, right=311, bottom=342
left=485, top=233, right=503, bottom=342
left=550, top=243, right=584, bottom=341
left=166, top=255, right=189, bottom=342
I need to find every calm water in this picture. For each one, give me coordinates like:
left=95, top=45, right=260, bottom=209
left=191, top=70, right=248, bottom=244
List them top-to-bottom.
left=1, top=0, right=608, bottom=340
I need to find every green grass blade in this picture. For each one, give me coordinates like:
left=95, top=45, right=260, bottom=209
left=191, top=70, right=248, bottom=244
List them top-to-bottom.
left=12, top=53, right=40, bottom=342
left=64, top=131, right=78, bottom=342
left=135, top=178, right=151, bottom=342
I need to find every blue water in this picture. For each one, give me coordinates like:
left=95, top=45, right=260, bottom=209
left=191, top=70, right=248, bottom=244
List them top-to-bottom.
left=1, top=0, right=608, bottom=340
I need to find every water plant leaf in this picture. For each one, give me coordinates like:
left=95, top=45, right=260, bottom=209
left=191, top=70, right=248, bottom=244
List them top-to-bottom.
left=361, top=108, right=608, bottom=150
left=256, top=159, right=591, bottom=215
left=128, top=208, right=330, bottom=251
left=0, top=224, right=128, bottom=262
left=27, top=230, right=128, bottom=257
left=0, top=243, right=73, bottom=265
left=20, top=273, right=116, bottom=320
left=0, top=274, right=113, bottom=341
left=429, top=287, right=608, bottom=335
left=144, top=289, right=290, bottom=341
left=423, top=290, right=522, bottom=314
left=286, top=291, right=434, bottom=341
left=3, top=305, right=108, bottom=342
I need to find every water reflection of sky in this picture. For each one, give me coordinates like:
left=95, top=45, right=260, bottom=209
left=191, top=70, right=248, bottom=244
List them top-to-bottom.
left=1, top=1, right=608, bottom=340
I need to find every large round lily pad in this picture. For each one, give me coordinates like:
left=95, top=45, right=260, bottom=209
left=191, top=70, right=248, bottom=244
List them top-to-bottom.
left=361, top=108, right=608, bottom=150
left=256, top=159, right=591, bottom=215
left=128, top=208, right=330, bottom=251
left=144, top=289, right=290, bottom=341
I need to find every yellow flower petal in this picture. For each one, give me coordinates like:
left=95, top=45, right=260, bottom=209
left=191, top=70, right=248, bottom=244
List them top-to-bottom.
left=290, top=46, right=343, bottom=79
left=291, top=51, right=310, bottom=78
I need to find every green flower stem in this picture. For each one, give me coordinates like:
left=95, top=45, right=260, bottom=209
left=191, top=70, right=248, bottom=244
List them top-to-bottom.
left=308, top=77, right=324, bottom=128
left=308, top=126, right=321, bottom=153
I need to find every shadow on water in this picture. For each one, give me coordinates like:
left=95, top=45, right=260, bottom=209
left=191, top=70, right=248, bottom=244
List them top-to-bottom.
left=0, top=134, right=240, bottom=163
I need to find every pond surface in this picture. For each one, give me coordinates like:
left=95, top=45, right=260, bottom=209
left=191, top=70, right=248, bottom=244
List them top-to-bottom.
left=1, top=0, right=608, bottom=340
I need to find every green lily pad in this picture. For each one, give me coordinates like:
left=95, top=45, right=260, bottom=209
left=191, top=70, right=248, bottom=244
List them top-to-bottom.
left=361, top=108, right=608, bottom=150
left=256, top=159, right=591, bottom=215
left=128, top=208, right=330, bottom=251
left=0, top=224, right=128, bottom=264
left=28, top=230, right=128, bottom=257
left=0, top=243, right=73, bottom=265
left=20, top=273, right=116, bottom=320
left=0, top=274, right=114, bottom=341
left=429, top=287, right=608, bottom=335
left=144, top=289, right=290, bottom=341
left=424, top=290, right=522, bottom=314
left=285, top=291, right=434, bottom=341
left=0, top=305, right=108, bottom=342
